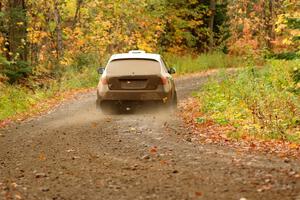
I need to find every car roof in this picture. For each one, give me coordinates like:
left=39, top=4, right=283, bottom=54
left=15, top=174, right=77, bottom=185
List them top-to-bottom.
left=109, top=51, right=161, bottom=62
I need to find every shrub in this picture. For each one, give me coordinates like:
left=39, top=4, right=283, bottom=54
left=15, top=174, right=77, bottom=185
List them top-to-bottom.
left=71, top=52, right=101, bottom=71
left=165, top=52, right=243, bottom=74
left=266, top=52, right=300, bottom=60
left=0, top=55, right=32, bottom=84
left=3, top=60, right=32, bottom=83
left=197, top=60, right=300, bottom=141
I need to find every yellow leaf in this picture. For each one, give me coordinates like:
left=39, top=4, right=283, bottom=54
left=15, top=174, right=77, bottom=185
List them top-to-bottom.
left=289, top=143, right=299, bottom=149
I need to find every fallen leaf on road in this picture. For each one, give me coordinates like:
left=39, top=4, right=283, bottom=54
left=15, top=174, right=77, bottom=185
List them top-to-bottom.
left=0, top=120, right=12, bottom=128
left=91, top=122, right=98, bottom=128
left=130, top=127, right=136, bottom=132
left=250, top=143, right=256, bottom=148
left=150, top=146, right=158, bottom=154
left=66, top=149, right=75, bottom=153
left=39, top=153, right=46, bottom=161
left=141, top=155, right=150, bottom=160
left=72, top=156, right=80, bottom=160
left=160, top=160, right=168, bottom=165
left=35, top=173, right=47, bottom=178
left=11, top=183, right=18, bottom=188
left=257, top=184, right=272, bottom=192
left=40, top=187, right=50, bottom=192
left=195, top=191, right=202, bottom=196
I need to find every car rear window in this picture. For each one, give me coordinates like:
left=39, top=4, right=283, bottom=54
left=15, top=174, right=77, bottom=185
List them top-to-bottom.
left=106, top=59, right=161, bottom=76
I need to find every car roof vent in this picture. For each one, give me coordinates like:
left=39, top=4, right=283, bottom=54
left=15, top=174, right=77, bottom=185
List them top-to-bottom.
left=128, top=50, right=146, bottom=54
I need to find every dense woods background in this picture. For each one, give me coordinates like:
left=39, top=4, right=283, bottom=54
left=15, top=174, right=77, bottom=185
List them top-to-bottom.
left=0, top=0, right=299, bottom=84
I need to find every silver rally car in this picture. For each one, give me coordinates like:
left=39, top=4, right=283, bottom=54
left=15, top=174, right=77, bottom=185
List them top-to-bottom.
left=96, top=50, right=177, bottom=112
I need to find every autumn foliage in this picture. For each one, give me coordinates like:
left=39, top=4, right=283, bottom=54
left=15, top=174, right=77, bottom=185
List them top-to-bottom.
left=0, top=0, right=299, bottom=84
left=227, top=0, right=299, bottom=57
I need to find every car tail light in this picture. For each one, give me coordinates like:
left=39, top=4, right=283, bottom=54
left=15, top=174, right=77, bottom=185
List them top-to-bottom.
left=101, top=77, right=108, bottom=85
left=161, top=77, right=168, bottom=85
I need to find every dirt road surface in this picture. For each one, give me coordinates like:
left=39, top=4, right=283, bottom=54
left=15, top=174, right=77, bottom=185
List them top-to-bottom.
left=1, top=73, right=300, bottom=200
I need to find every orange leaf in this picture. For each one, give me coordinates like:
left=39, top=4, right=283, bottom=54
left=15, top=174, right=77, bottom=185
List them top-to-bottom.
left=150, top=146, right=158, bottom=154
left=195, top=191, right=203, bottom=196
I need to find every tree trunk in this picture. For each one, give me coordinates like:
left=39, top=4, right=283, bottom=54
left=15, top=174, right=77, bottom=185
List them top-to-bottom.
left=7, top=0, right=27, bottom=61
left=53, top=0, right=63, bottom=60
left=73, top=0, right=83, bottom=28
left=208, top=0, right=216, bottom=52
left=267, top=0, right=275, bottom=49
left=0, top=1, right=7, bottom=59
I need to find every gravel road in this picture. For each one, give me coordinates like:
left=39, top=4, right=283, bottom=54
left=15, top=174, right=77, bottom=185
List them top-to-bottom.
left=1, top=73, right=300, bottom=200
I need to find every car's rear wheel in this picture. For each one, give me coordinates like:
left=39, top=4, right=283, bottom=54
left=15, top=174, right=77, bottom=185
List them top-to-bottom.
left=169, top=91, right=178, bottom=111
left=172, top=91, right=178, bottom=109
left=163, top=92, right=177, bottom=112
left=96, top=99, right=102, bottom=111
left=97, top=101, right=119, bottom=115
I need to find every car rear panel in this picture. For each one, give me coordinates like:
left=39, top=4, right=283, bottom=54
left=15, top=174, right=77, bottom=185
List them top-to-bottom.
left=107, top=75, right=161, bottom=90
left=100, top=89, right=168, bottom=101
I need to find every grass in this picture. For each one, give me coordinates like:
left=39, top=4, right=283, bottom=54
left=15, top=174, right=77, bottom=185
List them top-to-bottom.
left=165, top=52, right=243, bottom=74
left=196, top=59, right=300, bottom=142
left=0, top=66, right=99, bottom=121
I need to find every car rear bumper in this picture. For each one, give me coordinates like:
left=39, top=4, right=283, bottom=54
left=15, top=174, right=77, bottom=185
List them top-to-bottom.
left=97, top=86, right=172, bottom=102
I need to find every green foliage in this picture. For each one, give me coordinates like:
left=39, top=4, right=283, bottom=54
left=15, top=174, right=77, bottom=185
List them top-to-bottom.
left=0, top=0, right=29, bottom=83
left=160, top=0, right=211, bottom=53
left=287, top=18, right=300, bottom=29
left=71, top=52, right=101, bottom=71
left=165, top=52, right=242, bottom=74
left=267, top=52, right=300, bottom=60
left=0, top=54, right=10, bottom=66
left=1, top=54, right=32, bottom=83
left=2, top=60, right=31, bottom=83
left=198, top=60, right=300, bottom=141
left=0, top=65, right=98, bottom=121
left=59, top=66, right=99, bottom=90
left=291, top=67, right=300, bottom=95
left=292, top=67, right=300, bottom=83
left=0, top=85, right=32, bottom=120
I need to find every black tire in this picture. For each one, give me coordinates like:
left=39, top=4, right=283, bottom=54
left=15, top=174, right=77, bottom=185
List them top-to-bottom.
left=164, top=91, right=177, bottom=112
left=172, top=91, right=178, bottom=109
left=96, top=99, right=102, bottom=111
left=98, top=101, right=118, bottom=115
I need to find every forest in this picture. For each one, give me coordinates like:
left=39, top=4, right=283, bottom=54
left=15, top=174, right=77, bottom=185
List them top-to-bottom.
left=0, top=0, right=299, bottom=141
